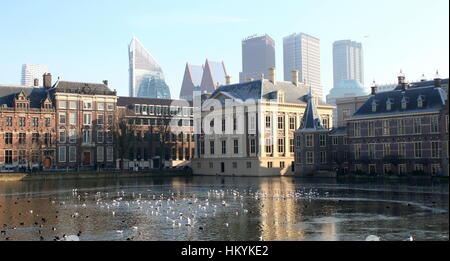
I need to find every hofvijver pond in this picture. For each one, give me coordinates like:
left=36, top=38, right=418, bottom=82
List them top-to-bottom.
left=0, top=176, right=448, bottom=241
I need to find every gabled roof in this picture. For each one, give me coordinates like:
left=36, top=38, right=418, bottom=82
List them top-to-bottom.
left=200, top=59, right=227, bottom=94
left=179, top=63, right=204, bottom=100
left=52, top=81, right=116, bottom=95
left=352, top=84, right=447, bottom=119
left=0, top=85, right=51, bottom=108
left=298, top=92, right=327, bottom=132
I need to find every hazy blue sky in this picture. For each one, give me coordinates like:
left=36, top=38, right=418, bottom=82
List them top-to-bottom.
left=0, top=0, right=448, bottom=98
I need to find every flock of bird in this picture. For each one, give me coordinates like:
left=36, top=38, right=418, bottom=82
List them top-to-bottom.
left=0, top=187, right=416, bottom=241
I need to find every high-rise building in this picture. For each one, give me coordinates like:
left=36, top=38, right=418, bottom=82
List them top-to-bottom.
left=283, top=33, right=322, bottom=98
left=239, top=34, right=276, bottom=83
left=128, top=36, right=171, bottom=99
left=333, top=40, right=364, bottom=88
left=21, top=64, right=49, bottom=86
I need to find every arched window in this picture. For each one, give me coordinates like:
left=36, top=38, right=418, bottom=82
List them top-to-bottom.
left=417, top=96, right=424, bottom=108
left=401, top=97, right=408, bottom=110
left=386, top=99, right=393, bottom=111
left=371, top=100, right=377, bottom=112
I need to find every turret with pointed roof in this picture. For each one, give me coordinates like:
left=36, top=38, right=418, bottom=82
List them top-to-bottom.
left=299, top=91, right=327, bottom=131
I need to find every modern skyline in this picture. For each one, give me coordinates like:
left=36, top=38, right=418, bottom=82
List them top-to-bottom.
left=0, top=0, right=448, bottom=99
left=283, top=33, right=322, bottom=98
left=240, top=34, right=276, bottom=83
left=129, top=36, right=171, bottom=99
left=333, top=40, right=364, bottom=88
left=21, top=64, right=49, bottom=86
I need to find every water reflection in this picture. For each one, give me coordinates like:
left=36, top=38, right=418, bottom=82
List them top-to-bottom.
left=0, top=177, right=447, bottom=241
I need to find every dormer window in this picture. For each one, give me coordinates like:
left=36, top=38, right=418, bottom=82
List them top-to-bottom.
left=278, top=91, right=285, bottom=103
left=417, top=96, right=425, bottom=108
left=401, top=97, right=408, bottom=110
left=386, top=99, right=393, bottom=111
left=371, top=100, right=377, bottom=112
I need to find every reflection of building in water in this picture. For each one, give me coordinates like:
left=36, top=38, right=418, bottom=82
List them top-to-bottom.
left=259, top=178, right=304, bottom=241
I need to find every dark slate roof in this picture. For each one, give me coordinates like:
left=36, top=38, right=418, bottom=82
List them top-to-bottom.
left=393, top=78, right=448, bottom=91
left=209, top=79, right=330, bottom=105
left=52, top=81, right=116, bottom=95
left=352, top=84, right=447, bottom=119
left=0, top=85, right=51, bottom=108
left=298, top=93, right=327, bottom=132
left=117, top=97, right=193, bottom=107
left=329, top=126, right=347, bottom=136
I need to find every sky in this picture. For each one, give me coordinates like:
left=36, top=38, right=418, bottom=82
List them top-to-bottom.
left=0, top=0, right=448, bottom=98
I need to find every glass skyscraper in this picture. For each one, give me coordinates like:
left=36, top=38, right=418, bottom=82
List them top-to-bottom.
left=239, top=34, right=276, bottom=83
left=128, top=36, right=171, bottom=99
left=333, top=40, right=364, bottom=88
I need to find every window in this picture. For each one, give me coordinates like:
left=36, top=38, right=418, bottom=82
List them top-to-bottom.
left=417, top=96, right=424, bottom=108
left=401, top=97, right=408, bottom=110
left=386, top=99, right=393, bottom=111
left=59, top=101, right=67, bottom=109
left=69, top=101, right=77, bottom=110
left=83, top=101, right=92, bottom=110
left=371, top=101, right=377, bottom=112
left=97, top=103, right=105, bottom=111
left=107, top=103, right=114, bottom=111
left=342, top=109, right=351, bottom=120
left=59, top=113, right=66, bottom=125
left=69, top=113, right=77, bottom=125
left=84, top=113, right=92, bottom=125
left=97, top=114, right=104, bottom=125
left=107, top=114, right=113, bottom=125
left=249, top=115, right=256, bottom=132
left=266, top=116, right=271, bottom=128
left=278, top=116, right=284, bottom=130
left=431, top=116, right=439, bottom=133
left=5, top=117, right=12, bottom=126
left=19, top=117, right=26, bottom=127
left=31, top=117, right=39, bottom=127
left=233, top=117, right=237, bottom=131
left=289, top=117, right=296, bottom=130
left=45, top=118, right=51, bottom=127
left=322, top=118, right=329, bottom=130
left=413, top=118, right=421, bottom=134
left=398, top=119, right=406, bottom=135
left=382, top=120, right=390, bottom=136
left=368, top=121, right=375, bottom=137
left=354, top=122, right=361, bottom=137
left=59, top=128, right=66, bottom=143
left=69, top=129, right=76, bottom=143
left=83, top=129, right=92, bottom=143
left=97, top=131, right=104, bottom=143
left=107, top=131, right=113, bottom=143
left=5, top=133, right=12, bottom=145
left=32, top=133, right=39, bottom=144
left=44, top=133, right=52, bottom=145
left=319, top=134, right=326, bottom=147
left=306, top=135, right=313, bottom=147
left=296, top=136, right=301, bottom=147
left=332, top=137, right=339, bottom=145
left=250, top=139, right=256, bottom=154
left=265, top=139, right=273, bottom=154
left=278, top=139, right=284, bottom=154
left=290, top=139, right=294, bottom=153
left=221, top=140, right=227, bottom=154
left=234, top=140, right=239, bottom=154
left=200, top=141, right=205, bottom=155
left=210, top=141, right=215, bottom=155
left=414, top=142, right=422, bottom=158
left=431, top=142, right=440, bottom=158
left=399, top=143, right=406, bottom=158
left=354, top=144, right=361, bottom=159
left=369, top=144, right=376, bottom=159
left=383, top=144, right=391, bottom=157
left=59, top=146, right=66, bottom=162
left=97, top=146, right=104, bottom=162
left=69, top=147, right=76, bottom=162
left=107, top=147, right=113, bottom=162
left=4, top=150, right=13, bottom=164
left=19, top=150, right=26, bottom=164
left=296, top=151, right=302, bottom=163
left=320, top=151, right=327, bottom=164
left=306, top=152, right=314, bottom=165
left=280, top=161, right=285, bottom=168
left=209, top=162, right=214, bottom=169
left=232, top=162, right=238, bottom=169
left=246, top=162, right=252, bottom=169
left=267, top=162, right=273, bottom=168
left=384, top=164, right=392, bottom=175
left=399, top=164, right=407, bottom=175
left=414, top=164, right=424, bottom=172
left=431, top=164, right=441, bottom=176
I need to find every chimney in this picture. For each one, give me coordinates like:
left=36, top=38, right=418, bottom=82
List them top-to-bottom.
left=269, top=67, right=276, bottom=83
left=292, top=70, right=299, bottom=86
left=398, top=71, right=405, bottom=85
left=434, top=71, right=441, bottom=87
left=43, top=73, right=52, bottom=88
left=225, top=75, right=232, bottom=85
left=33, top=78, right=39, bottom=87
left=103, top=80, right=109, bottom=86
left=371, top=81, right=378, bottom=95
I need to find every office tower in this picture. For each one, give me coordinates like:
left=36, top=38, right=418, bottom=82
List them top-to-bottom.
left=283, top=33, right=322, bottom=98
left=240, top=34, right=276, bottom=83
left=128, top=36, right=171, bottom=99
left=333, top=40, right=364, bottom=88
left=21, top=64, right=49, bottom=86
